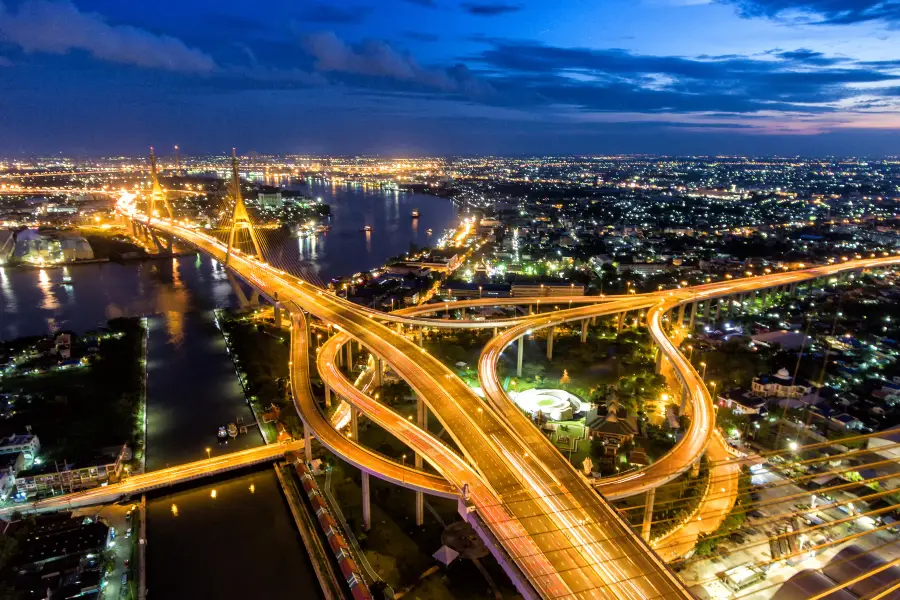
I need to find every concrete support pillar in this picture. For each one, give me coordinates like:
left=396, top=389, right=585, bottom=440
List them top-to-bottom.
left=227, top=273, right=250, bottom=308
left=789, top=283, right=797, bottom=298
left=762, top=289, right=770, bottom=310
left=249, top=290, right=260, bottom=307
left=738, top=293, right=746, bottom=314
left=715, top=298, right=722, bottom=322
left=703, top=300, right=711, bottom=321
left=273, top=302, right=281, bottom=327
left=688, top=302, right=697, bottom=332
left=677, top=303, right=686, bottom=327
left=616, top=312, right=625, bottom=333
left=581, top=319, right=588, bottom=344
left=546, top=327, right=555, bottom=361
left=517, top=336, right=524, bottom=378
left=345, top=342, right=353, bottom=371
left=655, top=347, right=663, bottom=374
left=376, top=358, right=384, bottom=387
left=679, top=382, right=688, bottom=416
left=324, top=384, right=332, bottom=408
left=415, top=395, right=425, bottom=526
left=417, top=395, right=427, bottom=429
left=351, top=405, right=359, bottom=439
left=304, top=420, right=312, bottom=463
left=691, top=459, right=701, bottom=478
left=361, top=472, right=371, bottom=531
left=641, top=488, right=656, bottom=542
left=415, top=489, right=424, bottom=527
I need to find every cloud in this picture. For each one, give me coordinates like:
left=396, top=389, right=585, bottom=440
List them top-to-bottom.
left=0, top=0, right=217, bottom=73
left=721, top=0, right=900, bottom=25
left=460, top=2, right=522, bottom=16
left=301, top=3, right=373, bottom=24
left=301, top=31, right=493, bottom=94
left=0, top=56, right=11, bottom=66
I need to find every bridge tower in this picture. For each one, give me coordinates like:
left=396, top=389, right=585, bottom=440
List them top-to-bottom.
left=148, top=147, right=174, bottom=219
left=225, top=148, right=263, bottom=267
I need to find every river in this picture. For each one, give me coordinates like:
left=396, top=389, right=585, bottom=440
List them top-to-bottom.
left=0, top=183, right=459, bottom=599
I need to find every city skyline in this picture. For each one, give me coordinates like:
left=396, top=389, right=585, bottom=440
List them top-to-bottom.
left=0, top=0, right=899, bottom=156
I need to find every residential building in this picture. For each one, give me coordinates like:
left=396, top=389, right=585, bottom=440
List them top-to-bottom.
left=752, top=368, right=816, bottom=399
left=0, top=433, right=40, bottom=459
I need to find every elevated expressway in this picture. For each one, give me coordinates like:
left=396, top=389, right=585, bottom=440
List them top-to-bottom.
left=112, top=208, right=900, bottom=596
left=126, top=214, right=691, bottom=600
left=478, top=256, right=900, bottom=501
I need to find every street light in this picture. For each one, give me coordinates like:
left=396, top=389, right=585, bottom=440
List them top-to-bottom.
left=686, top=345, right=694, bottom=360
left=700, top=361, right=707, bottom=379
left=205, top=447, right=211, bottom=460
left=402, top=454, right=407, bottom=466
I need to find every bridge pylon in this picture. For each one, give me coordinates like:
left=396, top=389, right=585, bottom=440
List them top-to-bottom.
left=148, top=147, right=174, bottom=219
left=225, top=148, right=263, bottom=267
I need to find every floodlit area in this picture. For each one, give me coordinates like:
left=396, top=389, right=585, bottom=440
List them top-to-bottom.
left=510, top=387, right=590, bottom=421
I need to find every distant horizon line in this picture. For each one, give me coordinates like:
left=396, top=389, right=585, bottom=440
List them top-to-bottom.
left=2, top=152, right=899, bottom=161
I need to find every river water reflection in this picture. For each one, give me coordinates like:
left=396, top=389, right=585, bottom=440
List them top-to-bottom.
left=146, top=469, right=322, bottom=600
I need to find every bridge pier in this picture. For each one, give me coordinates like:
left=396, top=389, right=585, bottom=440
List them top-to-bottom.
left=227, top=272, right=251, bottom=308
left=789, top=283, right=797, bottom=298
left=250, top=290, right=260, bottom=307
left=714, top=298, right=722, bottom=322
left=688, top=302, right=697, bottom=332
left=676, top=303, right=686, bottom=328
left=616, top=312, right=625, bottom=333
left=580, top=319, right=588, bottom=343
left=546, top=327, right=555, bottom=361
left=517, top=336, right=524, bottom=378
left=345, top=342, right=353, bottom=371
left=655, top=347, right=663, bottom=374
left=376, top=358, right=384, bottom=388
left=679, top=382, right=688, bottom=416
left=324, top=384, right=332, bottom=408
left=415, top=395, right=426, bottom=527
left=351, top=405, right=359, bottom=439
left=304, top=420, right=312, bottom=463
left=361, top=472, right=371, bottom=531
left=641, top=487, right=656, bottom=542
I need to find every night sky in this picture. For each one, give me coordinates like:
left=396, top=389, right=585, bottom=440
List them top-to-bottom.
left=1, top=0, right=899, bottom=156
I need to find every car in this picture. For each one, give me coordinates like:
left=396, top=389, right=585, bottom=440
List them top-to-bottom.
left=750, top=509, right=768, bottom=519
left=125, top=511, right=132, bottom=520
left=126, top=527, right=132, bottom=538
left=730, top=533, right=746, bottom=544
left=124, top=559, right=129, bottom=568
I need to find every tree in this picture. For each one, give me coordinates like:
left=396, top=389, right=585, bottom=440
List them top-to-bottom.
left=560, top=369, right=571, bottom=387
left=0, top=535, right=18, bottom=571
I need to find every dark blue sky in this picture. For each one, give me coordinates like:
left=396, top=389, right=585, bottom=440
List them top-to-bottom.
left=1, top=0, right=899, bottom=156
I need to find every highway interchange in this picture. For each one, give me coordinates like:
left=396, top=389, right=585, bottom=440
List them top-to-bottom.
left=20, top=197, right=900, bottom=599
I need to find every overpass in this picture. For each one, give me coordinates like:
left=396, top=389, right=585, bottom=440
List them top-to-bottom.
left=109, top=174, right=898, bottom=598
left=117, top=178, right=693, bottom=599
left=0, top=441, right=303, bottom=517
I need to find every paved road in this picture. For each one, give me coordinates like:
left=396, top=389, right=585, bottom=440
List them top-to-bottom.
left=122, top=210, right=900, bottom=600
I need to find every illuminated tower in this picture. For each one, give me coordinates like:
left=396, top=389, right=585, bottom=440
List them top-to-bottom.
left=148, top=147, right=174, bottom=219
left=225, top=148, right=263, bottom=267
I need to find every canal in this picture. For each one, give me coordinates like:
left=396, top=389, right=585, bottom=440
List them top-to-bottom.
left=0, top=184, right=460, bottom=598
